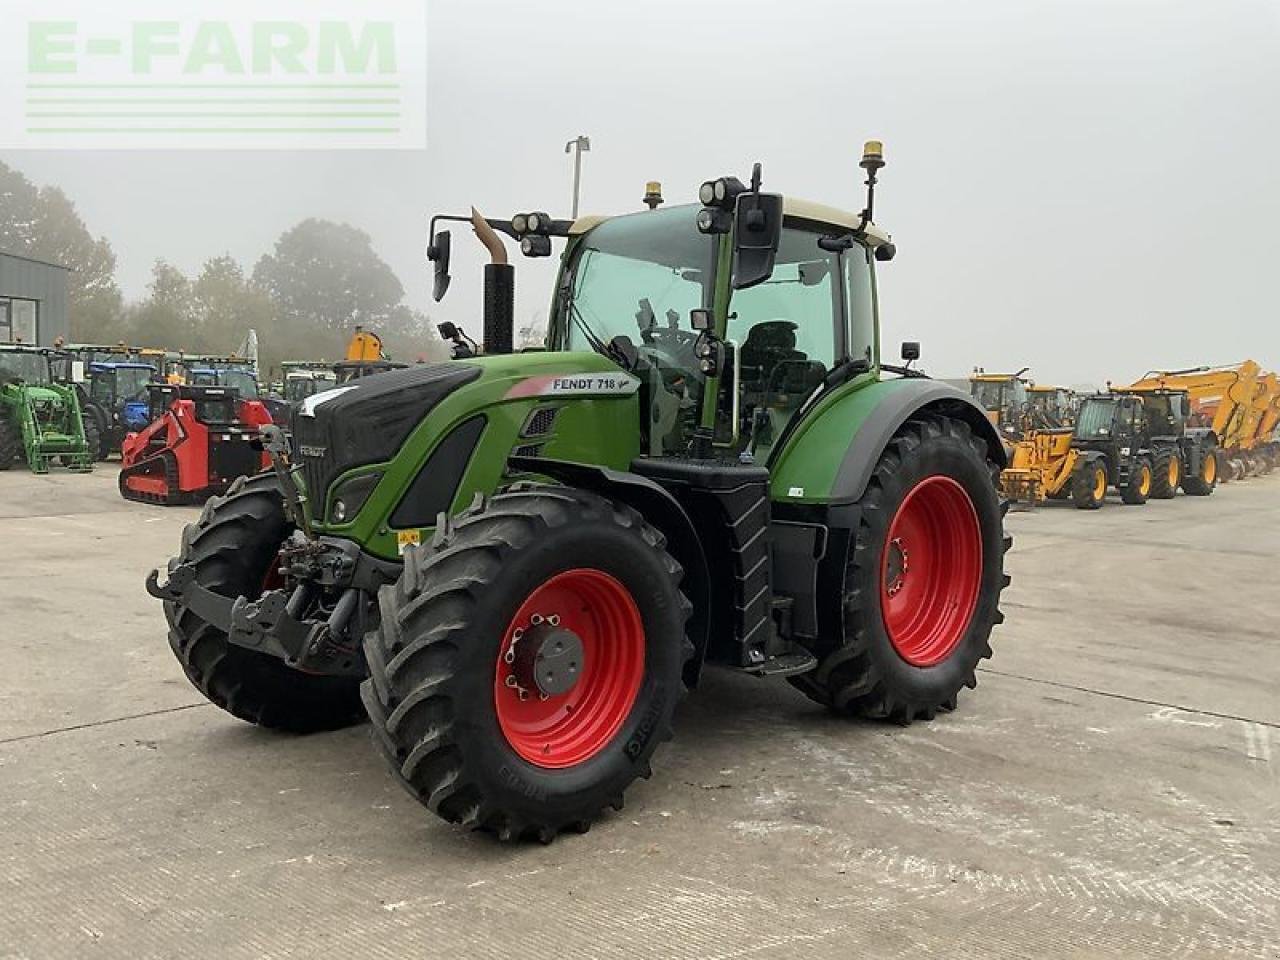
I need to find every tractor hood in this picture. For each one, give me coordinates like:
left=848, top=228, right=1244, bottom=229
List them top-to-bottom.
left=297, top=351, right=642, bottom=549
left=290, top=362, right=483, bottom=502
left=25, top=385, right=65, bottom=405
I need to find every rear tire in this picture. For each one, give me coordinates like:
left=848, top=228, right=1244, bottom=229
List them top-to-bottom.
left=788, top=414, right=1009, bottom=723
left=0, top=415, right=19, bottom=470
left=81, top=416, right=102, bottom=465
left=1149, top=446, right=1179, bottom=499
left=1181, top=446, right=1218, bottom=496
left=1121, top=457, right=1152, bottom=505
left=1071, top=458, right=1106, bottom=510
left=163, top=473, right=365, bottom=732
left=361, top=487, right=692, bottom=841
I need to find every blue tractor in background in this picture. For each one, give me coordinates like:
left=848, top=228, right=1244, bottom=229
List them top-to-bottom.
left=53, top=352, right=158, bottom=459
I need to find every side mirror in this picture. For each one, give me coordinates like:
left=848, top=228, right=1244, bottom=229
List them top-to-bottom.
left=731, top=192, right=783, bottom=290
left=428, top=230, right=452, bottom=302
left=690, top=308, right=713, bottom=331
left=900, top=341, right=920, bottom=362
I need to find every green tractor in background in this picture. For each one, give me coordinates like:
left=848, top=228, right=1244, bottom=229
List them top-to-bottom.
left=149, top=143, right=1010, bottom=841
left=0, top=344, right=95, bottom=473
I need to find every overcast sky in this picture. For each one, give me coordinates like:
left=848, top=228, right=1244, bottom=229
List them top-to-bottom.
left=4, top=0, right=1278, bottom=385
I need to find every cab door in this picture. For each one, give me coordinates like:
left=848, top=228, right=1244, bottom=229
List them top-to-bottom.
left=718, top=226, right=874, bottom=459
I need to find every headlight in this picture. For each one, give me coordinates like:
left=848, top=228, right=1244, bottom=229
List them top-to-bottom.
left=699, top=181, right=717, bottom=205
left=696, top=207, right=731, bottom=234
left=511, top=213, right=528, bottom=234
left=328, top=471, right=382, bottom=524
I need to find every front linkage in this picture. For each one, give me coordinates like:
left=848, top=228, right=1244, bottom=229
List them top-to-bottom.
left=146, top=432, right=397, bottom=678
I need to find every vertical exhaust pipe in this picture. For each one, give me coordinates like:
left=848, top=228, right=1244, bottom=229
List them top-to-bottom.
left=471, top=208, right=514, bottom=355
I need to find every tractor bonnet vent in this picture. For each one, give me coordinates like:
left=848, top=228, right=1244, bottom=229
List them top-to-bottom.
left=521, top=406, right=559, bottom=438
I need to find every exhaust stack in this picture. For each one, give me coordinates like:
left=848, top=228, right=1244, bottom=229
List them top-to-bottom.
left=470, top=208, right=514, bottom=355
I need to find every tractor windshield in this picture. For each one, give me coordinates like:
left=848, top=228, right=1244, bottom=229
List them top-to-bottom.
left=560, top=206, right=714, bottom=373
left=0, top=351, right=51, bottom=385
left=118, top=367, right=155, bottom=402
left=221, top=370, right=259, bottom=399
left=1074, top=398, right=1116, bottom=439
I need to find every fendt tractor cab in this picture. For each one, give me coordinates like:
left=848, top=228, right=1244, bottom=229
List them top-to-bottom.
left=149, top=144, right=1011, bottom=841
left=0, top=344, right=94, bottom=473
left=120, top=383, right=272, bottom=504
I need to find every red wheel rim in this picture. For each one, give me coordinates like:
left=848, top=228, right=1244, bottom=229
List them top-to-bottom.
left=881, top=476, right=983, bottom=667
left=494, top=569, right=645, bottom=769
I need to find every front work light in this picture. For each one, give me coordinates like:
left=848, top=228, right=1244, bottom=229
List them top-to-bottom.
left=699, top=176, right=745, bottom=210
left=521, top=235, right=552, bottom=257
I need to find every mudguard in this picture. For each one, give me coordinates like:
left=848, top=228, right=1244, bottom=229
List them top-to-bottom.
left=769, top=377, right=1006, bottom=506
left=507, top=455, right=711, bottom=687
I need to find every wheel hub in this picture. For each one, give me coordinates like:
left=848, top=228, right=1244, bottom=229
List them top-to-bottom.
left=504, top=616, right=584, bottom=699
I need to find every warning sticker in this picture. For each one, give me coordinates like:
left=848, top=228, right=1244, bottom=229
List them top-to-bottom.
left=396, top=529, right=421, bottom=555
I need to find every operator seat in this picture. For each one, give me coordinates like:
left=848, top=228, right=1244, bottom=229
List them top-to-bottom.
left=740, top=320, right=804, bottom=393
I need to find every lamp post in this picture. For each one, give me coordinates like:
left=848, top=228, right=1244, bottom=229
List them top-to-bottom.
left=564, top=135, right=591, bottom=218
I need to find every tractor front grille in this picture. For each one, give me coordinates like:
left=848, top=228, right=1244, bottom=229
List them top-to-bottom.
left=292, top=415, right=335, bottom=505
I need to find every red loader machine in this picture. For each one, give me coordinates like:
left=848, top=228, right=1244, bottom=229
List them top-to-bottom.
left=120, top=383, right=272, bottom=504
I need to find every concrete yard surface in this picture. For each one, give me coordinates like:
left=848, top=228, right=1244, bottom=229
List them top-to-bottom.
left=1, top=466, right=1278, bottom=959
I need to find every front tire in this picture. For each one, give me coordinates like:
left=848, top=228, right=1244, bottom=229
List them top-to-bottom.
left=81, top=415, right=102, bottom=465
left=789, top=415, right=1009, bottom=723
left=1149, top=446, right=1179, bottom=499
left=1181, top=446, right=1218, bottom=496
left=1071, top=457, right=1107, bottom=510
left=1121, top=457, right=1153, bottom=505
left=162, top=474, right=365, bottom=732
left=362, top=487, right=692, bottom=841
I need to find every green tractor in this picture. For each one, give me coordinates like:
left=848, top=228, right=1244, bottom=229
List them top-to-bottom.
left=149, top=144, right=1010, bottom=841
left=0, top=344, right=95, bottom=473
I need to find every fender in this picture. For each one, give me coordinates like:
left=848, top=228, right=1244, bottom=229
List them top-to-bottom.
left=770, top=377, right=1006, bottom=506
left=508, top=455, right=711, bottom=688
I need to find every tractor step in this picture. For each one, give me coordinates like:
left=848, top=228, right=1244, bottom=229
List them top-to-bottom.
left=740, top=648, right=818, bottom=678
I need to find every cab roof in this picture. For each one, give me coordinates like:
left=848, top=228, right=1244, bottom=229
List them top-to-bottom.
left=569, top=198, right=893, bottom=248
left=89, top=361, right=156, bottom=372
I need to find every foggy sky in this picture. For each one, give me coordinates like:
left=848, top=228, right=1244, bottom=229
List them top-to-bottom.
left=5, top=0, right=1278, bottom=386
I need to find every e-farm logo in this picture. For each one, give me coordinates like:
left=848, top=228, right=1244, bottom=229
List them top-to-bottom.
left=0, top=1, right=426, bottom=149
